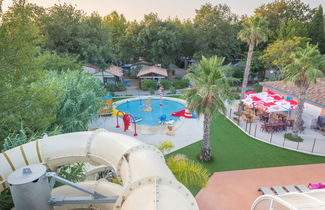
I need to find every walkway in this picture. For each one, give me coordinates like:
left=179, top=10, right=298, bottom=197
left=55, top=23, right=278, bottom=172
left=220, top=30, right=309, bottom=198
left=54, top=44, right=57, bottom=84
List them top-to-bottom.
left=88, top=104, right=203, bottom=152
left=195, top=163, right=325, bottom=210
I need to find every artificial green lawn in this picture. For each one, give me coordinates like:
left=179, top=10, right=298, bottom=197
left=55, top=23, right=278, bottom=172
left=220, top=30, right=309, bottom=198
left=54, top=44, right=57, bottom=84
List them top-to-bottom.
left=168, top=115, right=325, bottom=195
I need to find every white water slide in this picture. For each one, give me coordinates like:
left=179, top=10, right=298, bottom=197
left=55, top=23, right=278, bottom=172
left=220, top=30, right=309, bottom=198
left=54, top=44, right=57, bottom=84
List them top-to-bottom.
left=0, top=129, right=198, bottom=210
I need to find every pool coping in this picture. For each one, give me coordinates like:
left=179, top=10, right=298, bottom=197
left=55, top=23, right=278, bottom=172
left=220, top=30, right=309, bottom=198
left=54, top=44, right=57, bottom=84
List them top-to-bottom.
left=112, top=96, right=188, bottom=135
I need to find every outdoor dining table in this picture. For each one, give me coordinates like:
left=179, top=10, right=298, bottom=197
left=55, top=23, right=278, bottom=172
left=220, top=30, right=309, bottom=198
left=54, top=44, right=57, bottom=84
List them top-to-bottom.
left=261, top=121, right=287, bottom=133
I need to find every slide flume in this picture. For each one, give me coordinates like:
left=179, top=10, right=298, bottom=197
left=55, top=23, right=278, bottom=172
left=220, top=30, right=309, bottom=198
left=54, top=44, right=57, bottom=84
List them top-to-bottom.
left=0, top=129, right=198, bottom=210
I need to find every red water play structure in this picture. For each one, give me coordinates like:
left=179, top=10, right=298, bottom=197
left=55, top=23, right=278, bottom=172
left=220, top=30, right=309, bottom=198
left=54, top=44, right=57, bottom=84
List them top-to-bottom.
left=172, top=107, right=193, bottom=118
left=116, top=111, right=138, bottom=136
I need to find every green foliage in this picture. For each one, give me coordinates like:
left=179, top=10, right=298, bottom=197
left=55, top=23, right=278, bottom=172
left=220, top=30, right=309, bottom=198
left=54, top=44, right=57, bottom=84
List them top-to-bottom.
left=255, top=0, right=312, bottom=39
left=0, top=2, right=62, bottom=138
left=193, top=3, right=242, bottom=59
left=41, top=4, right=114, bottom=68
left=309, top=5, right=325, bottom=54
left=103, top=11, right=128, bottom=60
left=119, top=13, right=184, bottom=66
left=237, top=15, right=269, bottom=47
left=276, top=19, right=308, bottom=40
left=260, top=37, right=309, bottom=71
left=283, top=43, right=324, bottom=88
left=283, top=43, right=324, bottom=136
left=37, top=51, right=82, bottom=71
left=184, top=56, right=235, bottom=117
left=48, top=71, right=106, bottom=133
left=174, top=78, right=189, bottom=89
left=140, top=79, right=157, bottom=91
left=159, top=80, right=172, bottom=90
left=105, top=82, right=126, bottom=92
left=169, top=86, right=176, bottom=94
left=2, top=126, right=61, bottom=152
left=284, top=133, right=304, bottom=142
left=157, top=141, right=175, bottom=154
left=166, top=154, right=209, bottom=188
left=57, top=163, right=86, bottom=184
left=0, top=189, right=13, bottom=210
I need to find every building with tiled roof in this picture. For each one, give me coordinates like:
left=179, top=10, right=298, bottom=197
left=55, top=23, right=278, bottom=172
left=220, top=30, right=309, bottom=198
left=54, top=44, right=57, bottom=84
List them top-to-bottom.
left=82, top=64, right=123, bottom=84
left=105, top=66, right=123, bottom=77
left=137, top=66, right=168, bottom=88
left=260, top=79, right=325, bottom=116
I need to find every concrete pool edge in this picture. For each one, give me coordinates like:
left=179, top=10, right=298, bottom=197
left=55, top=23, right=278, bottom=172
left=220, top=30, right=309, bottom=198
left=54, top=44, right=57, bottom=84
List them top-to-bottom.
left=113, top=96, right=188, bottom=135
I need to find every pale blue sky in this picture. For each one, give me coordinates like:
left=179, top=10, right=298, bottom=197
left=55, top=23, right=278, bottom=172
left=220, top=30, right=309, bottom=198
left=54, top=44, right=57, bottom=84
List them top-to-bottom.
left=2, top=0, right=324, bottom=21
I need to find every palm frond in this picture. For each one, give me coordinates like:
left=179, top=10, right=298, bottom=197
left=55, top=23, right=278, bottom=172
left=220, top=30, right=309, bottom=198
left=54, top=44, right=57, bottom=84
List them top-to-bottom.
left=166, top=154, right=210, bottom=187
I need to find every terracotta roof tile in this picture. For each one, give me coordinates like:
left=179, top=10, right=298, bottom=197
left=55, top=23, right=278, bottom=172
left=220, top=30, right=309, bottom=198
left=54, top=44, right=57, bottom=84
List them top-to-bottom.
left=105, top=66, right=123, bottom=77
left=137, top=66, right=168, bottom=77
left=260, top=78, right=325, bottom=105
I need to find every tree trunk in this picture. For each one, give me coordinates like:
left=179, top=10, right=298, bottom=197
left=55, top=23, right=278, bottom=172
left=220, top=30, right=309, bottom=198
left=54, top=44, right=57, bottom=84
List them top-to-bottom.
left=240, top=41, right=255, bottom=99
left=292, top=84, right=309, bottom=137
left=200, top=114, right=211, bottom=162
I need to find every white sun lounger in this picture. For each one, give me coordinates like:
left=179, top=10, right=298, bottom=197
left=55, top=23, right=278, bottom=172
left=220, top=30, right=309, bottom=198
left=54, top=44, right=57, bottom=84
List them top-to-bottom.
left=283, top=185, right=299, bottom=193
left=296, top=185, right=310, bottom=193
left=272, top=186, right=287, bottom=195
left=258, top=187, right=275, bottom=195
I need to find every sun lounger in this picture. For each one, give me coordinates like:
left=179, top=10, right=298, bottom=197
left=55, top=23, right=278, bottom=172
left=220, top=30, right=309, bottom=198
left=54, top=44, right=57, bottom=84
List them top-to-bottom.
left=283, top=185, right=299, bottom=193
left=296, top=185, right=310, bottom=193
left=272, top=186, right=287, bottom=195
left=258, top=187, right=275, bottom=195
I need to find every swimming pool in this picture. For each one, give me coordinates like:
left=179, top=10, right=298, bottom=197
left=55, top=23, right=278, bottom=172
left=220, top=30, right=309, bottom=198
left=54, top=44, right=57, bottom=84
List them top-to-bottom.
left=115, top=99, right=185, bottom=126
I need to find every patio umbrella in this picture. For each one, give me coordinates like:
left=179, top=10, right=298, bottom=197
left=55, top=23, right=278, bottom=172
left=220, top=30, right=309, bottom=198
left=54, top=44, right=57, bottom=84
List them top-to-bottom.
left=245, top=91, right=256, bottom=97
left=265, top=91, right=276, bottom=96
left=270, top=95, right=283, bottom=101
left=242, top=96, right=262, bottom=107
left=275, top=100, right=298, bottom=110
left=266, top=105, right=288, bottom=113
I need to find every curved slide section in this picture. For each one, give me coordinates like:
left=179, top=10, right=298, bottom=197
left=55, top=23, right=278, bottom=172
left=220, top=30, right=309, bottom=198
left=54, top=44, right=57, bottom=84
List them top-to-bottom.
left=0, top=129, right=198, bottom=210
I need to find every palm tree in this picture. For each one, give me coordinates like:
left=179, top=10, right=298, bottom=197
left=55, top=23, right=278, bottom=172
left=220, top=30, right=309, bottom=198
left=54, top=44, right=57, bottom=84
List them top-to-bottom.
left=237, top=15, right=269, bottom=99
left=283, top=44, right=324, bottom=137
left=184, top=56, right=235, bottom=161
left=156, top=141, right=209, bottom=188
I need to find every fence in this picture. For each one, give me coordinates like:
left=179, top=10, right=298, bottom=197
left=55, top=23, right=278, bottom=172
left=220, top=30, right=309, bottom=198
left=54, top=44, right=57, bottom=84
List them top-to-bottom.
left=227, top=108, right=325, bottom=156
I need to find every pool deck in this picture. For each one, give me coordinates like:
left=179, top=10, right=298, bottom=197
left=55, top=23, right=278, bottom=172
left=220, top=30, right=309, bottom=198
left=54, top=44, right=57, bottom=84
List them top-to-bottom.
left=88, top=116, right=203, bottom=152
left=195, top=163, right=325, bottom=210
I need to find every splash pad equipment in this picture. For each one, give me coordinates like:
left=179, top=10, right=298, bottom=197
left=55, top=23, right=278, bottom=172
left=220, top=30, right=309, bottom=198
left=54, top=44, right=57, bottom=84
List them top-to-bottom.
left=143, top=98, right=152, bottom=112
left=116, top=111, right=138, bottom=136
left=1, top=130, right=198, bottom=209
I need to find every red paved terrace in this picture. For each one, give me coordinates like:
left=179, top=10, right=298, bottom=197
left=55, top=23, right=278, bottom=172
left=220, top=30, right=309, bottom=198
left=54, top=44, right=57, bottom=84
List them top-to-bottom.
left=195, top=163, right=325, bottom=210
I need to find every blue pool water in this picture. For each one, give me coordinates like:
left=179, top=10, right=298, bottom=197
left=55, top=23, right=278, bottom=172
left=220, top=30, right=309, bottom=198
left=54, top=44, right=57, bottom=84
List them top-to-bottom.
left=116, top=99, right=185, bottom=126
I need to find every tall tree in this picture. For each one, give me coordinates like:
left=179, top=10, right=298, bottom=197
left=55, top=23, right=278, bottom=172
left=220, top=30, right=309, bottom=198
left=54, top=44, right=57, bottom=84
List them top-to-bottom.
left=0, top=0, right=61, bottom=138
left=255, top=0, right=312, bottom=34
left=193, top=3, right=242, bottom=60
left=41, top=4, right=114, bottom=68
left=309, top=5, right=325, bottom=54
left=103, top=11, right=128, bottom=61
left=237, top=15, right=269, bottom=99
left=276, top=19, right=308, bottom=40
left=260, top=36, right=309, bottom=71
left=282, top=44, right=324, bottom=137
left=184, top=56, right=235, bottom=161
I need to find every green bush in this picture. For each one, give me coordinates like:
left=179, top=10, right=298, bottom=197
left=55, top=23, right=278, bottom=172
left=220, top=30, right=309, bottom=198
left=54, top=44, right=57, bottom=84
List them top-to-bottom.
left=48, top=70, right=106, bottom=133
left=174, top=78, right=189, bottom=89
left=141, top=79, right=158, bottom=91
left=160, top=80, right=172, bottom=90
left=105, top=82, right=126, bottom=92
left=169, top=86, right=176, bottom=94
left=284, top=133, right=304, bottom=142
